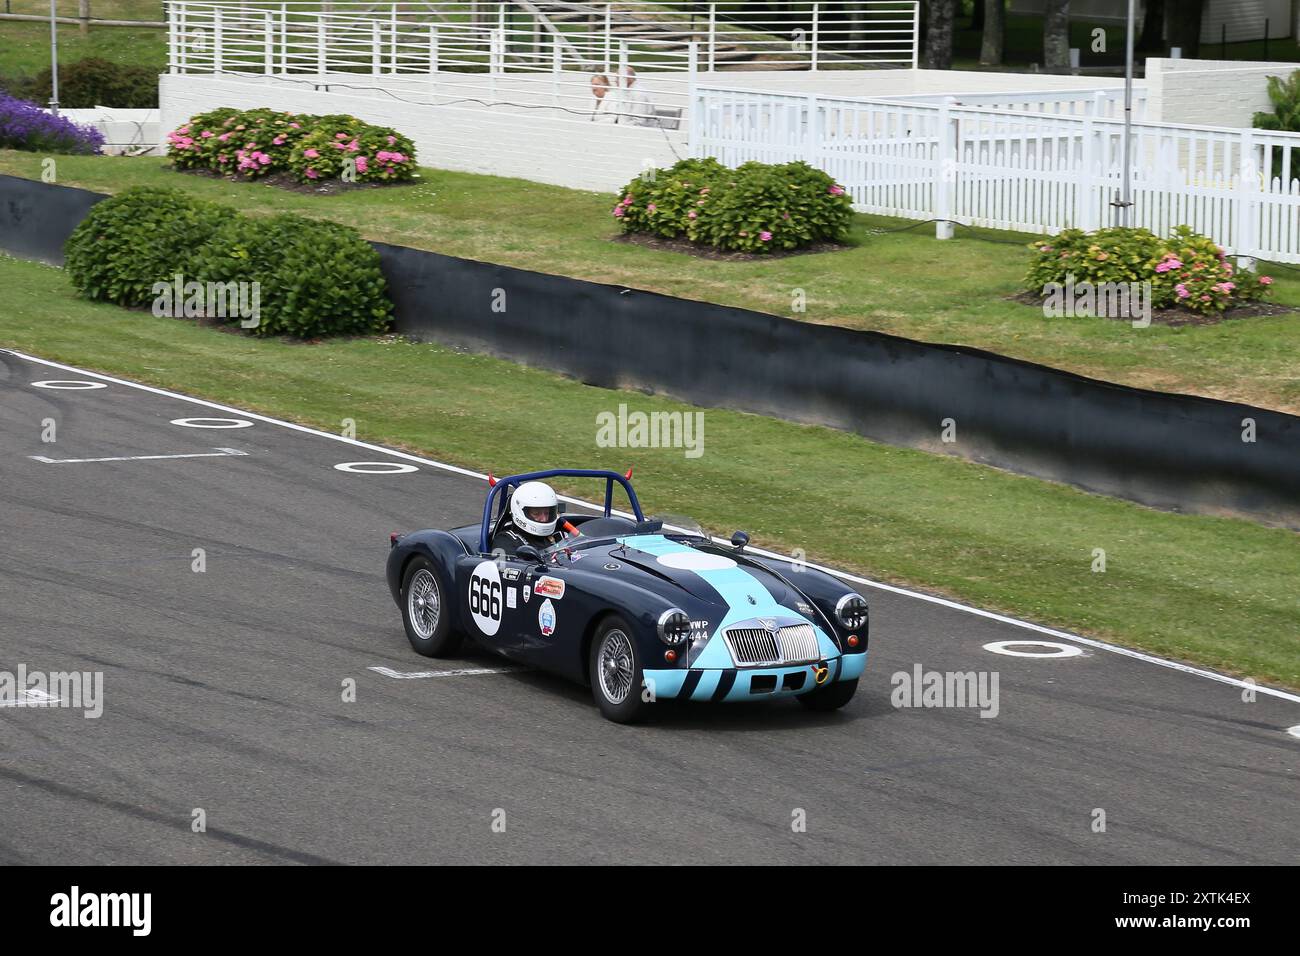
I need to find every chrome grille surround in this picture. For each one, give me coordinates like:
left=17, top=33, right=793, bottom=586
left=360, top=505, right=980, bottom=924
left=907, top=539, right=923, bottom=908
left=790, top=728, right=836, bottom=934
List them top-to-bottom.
left=723, top=620, right=821, bottom=667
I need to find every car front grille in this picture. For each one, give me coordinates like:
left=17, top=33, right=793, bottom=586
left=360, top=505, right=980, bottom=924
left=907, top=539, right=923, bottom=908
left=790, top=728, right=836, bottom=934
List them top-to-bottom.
left=724, top=622, right=820, bottom=667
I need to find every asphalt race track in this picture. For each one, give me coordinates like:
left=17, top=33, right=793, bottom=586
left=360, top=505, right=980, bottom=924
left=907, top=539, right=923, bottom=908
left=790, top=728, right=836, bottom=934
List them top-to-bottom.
left=1, top=348, right=1297, bottom=865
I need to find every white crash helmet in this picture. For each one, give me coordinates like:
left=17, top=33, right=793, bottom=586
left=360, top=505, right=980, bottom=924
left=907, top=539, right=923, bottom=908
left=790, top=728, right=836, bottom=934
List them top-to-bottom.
left=509, top=481, right=559, bottom=537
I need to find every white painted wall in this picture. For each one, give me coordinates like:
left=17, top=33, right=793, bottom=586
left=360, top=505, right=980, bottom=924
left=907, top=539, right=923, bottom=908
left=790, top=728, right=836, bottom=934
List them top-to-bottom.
left=1146, top=57, right=1297, bottom=127
left=160, top=67, right=1130, bottom=191
left=159, top=73, right=684, bottom=192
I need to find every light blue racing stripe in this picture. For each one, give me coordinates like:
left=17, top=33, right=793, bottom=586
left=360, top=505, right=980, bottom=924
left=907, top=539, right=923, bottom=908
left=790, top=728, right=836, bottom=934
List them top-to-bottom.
left=618, top=534, right=839, bottom=669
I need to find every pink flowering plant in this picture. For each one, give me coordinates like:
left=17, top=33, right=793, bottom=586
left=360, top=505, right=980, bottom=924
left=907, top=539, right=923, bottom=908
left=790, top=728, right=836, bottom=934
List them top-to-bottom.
left=165, top=107, right=415, bottom=185
left=285, top=119, right=416, bottom=184
left=613, top=158, right=728, bottom=238
left=614, top=158, right=852, bottom=253
left=1026, top=225, right=1272, bottom=315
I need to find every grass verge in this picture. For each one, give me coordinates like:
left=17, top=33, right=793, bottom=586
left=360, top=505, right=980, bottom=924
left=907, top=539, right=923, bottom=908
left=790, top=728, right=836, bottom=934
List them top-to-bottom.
left=3, top=151, right=1298, bottom=415
left=2, top=251, right=1297, bottom=688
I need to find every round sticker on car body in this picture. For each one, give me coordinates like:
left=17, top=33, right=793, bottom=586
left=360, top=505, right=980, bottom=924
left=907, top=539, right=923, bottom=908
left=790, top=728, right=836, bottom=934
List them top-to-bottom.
left=468, top=560, right=502, bottom=636
left=538, top=599, right=557, bottom=637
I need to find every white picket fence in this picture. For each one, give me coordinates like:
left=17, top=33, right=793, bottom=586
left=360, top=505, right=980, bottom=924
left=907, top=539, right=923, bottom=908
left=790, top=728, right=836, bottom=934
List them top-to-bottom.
left=693, top=85, right=1300, bottom=262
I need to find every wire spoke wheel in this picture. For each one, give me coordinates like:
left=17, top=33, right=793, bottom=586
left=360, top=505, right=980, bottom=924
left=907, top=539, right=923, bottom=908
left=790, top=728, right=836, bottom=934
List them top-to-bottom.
left=406, top=568, right=441, bottom=640
left=597, top=629, right=636, bottom=705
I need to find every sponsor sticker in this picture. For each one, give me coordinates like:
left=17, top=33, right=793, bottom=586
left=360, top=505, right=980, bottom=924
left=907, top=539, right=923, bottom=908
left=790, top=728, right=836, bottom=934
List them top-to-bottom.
left=502, top=568, right=521, bottom=582
left=536, top=576, right=566, bottom=599
left=523, top=584, right=531, bottom=604
left=506, top=587, right=517, bottom=609
left=538, top=599, right=556, bottom=637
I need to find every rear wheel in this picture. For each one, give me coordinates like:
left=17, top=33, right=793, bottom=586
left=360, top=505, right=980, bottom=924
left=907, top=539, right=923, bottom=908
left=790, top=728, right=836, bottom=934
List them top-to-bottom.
left=401, top=556, right=461, bottom=657
left=589, top=616, right=650, bottom=724
left=797, top=677, right=858, bottom=712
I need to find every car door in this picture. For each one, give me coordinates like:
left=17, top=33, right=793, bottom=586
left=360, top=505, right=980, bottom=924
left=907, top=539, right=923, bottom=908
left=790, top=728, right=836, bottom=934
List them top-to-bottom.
left=457, top=553, right=540, bottom=661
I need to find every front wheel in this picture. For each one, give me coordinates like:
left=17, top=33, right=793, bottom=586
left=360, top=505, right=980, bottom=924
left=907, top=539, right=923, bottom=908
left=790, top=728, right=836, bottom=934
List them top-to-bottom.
left=401, top=556, right=461, bottom=657
left=589, top=616, right=650, bottom=724
left=797, top=677, right=858, bottom=712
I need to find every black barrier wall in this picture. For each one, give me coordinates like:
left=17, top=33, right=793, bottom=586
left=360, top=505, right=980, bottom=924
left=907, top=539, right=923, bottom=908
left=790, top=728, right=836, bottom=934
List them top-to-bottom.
left=0, top=175, right=106, bottom=265
left=1, top=175, right=1296, bottom=526
left=374, top=242, right=1300, bottom=527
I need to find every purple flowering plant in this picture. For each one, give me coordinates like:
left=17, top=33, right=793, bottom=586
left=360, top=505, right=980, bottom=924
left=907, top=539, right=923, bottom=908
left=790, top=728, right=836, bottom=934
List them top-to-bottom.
left=0, top=91, right=104, bottom=155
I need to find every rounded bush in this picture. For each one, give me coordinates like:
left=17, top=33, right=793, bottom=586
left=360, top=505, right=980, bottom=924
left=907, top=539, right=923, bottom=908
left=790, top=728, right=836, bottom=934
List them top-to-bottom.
left=9, top=57, right=159, bottom=109
left=166, top=107, right=417, bottom=184
left=168, top=107, right=310, bottom=179
left=287, top=119, right=417, bottom=183
left=612, top=157, right=727, bottom=238
left=614, top=158, right=853, bottom=253
left=691, top=161, right=854, bottom=252
left=64, top=186, right=236, bottom=306
left=188, top=213, right=393, bottom=338
left=1025, top=225, right=1273, bottom=314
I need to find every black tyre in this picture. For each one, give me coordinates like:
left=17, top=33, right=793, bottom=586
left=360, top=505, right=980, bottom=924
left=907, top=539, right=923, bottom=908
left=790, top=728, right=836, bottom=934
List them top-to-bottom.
left=400, top=556, right=461, bottom=657
left=589, top=615, right=650, bottom=724
left=797, top=677, right=858, bottom=712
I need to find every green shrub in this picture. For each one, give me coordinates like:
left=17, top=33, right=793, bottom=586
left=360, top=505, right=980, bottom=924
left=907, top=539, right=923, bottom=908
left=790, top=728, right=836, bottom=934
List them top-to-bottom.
left=4, top=58, right=159, bottom=109
left=1251, top=69, right=1300, bottom=133
left=167, top=108, right=417, bottom=184
left=613, top=157, right=728, bottom=238
left=614, top=158, right=853, bottom=253
left=692, top=161, right=854, bottom=253
left=64, top=187, right=236, bottom=306
left=188, top=213, right=393, bottom=338
left=1025, top=225, right=1273, bottom=315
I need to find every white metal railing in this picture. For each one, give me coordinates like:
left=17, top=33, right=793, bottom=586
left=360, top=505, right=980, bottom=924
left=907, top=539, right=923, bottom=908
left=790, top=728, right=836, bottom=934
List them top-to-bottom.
left=165, top=1, right=919, bottom=76
left=693, top=85, right=1300, bottom=262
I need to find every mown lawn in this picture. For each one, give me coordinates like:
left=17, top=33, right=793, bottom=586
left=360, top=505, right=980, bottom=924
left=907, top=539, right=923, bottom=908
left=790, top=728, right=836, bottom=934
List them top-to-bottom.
left=3, top=150, right=1298, bottom=415
left=3, top=252, right=1297, bottom=689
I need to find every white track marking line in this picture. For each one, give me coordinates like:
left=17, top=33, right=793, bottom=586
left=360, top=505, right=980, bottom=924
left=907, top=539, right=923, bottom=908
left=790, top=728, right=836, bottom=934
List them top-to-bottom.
left=7, top=348, right=1299, bottom=707
left=28, top=447, right=249, bottom=464
left=368, top=665, right=518, bottom=679
left=1287, top=725, right=1300, bottom=739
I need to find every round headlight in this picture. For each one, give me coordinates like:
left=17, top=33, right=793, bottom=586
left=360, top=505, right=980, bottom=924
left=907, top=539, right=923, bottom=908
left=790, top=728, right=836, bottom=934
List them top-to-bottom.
left=835, top=593, right=869, bottom=630
left=657, top=608, right=691, bottom=645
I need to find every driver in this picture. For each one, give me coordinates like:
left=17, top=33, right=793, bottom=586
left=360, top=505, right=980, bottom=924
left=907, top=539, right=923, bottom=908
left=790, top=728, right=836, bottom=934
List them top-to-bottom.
left=492, top=481, right=565, bottom=555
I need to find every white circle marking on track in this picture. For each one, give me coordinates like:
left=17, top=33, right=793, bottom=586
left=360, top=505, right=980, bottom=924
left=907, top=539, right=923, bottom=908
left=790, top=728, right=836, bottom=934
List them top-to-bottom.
left=32, top=380, right=107, bottom=390
left=170, top=417, right=254, bottom=429
left=333, top=461, right=419, bottom=474
left=983, top=640, right=1084, bottom=659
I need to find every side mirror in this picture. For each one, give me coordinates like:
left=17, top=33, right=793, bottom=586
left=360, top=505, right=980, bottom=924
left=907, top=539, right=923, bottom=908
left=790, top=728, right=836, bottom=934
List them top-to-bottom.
left=730, top=530, right=750, bottom=550
left=515, top=544, right=544, bottom=564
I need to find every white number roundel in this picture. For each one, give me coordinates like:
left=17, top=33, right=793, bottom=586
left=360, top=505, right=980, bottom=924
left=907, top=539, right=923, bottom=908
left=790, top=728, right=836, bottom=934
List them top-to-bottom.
left=468, top=561, right=503, bottom=636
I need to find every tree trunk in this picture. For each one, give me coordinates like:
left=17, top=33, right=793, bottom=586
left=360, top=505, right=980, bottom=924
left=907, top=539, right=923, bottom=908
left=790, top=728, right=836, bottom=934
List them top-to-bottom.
left=924, top=0, right=956, bottom=69
left=971, top=0, right=984, bottom=32
left=980, top=0, right=1004, bottom=65
left=1042, top=0, right=1071, bottom=73
left=1139, top=0, right=1165, bottom=52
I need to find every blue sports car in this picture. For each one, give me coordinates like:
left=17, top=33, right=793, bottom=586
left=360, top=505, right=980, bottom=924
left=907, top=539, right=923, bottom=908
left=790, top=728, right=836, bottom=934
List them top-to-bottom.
left=386, top=469, right=869, bottom=723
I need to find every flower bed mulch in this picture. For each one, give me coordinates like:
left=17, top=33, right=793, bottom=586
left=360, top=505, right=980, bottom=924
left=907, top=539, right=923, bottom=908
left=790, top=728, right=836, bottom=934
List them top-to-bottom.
left=171, top=165, right=420, bottom=195
left=611, top=232, right=850, bottom=261
left=1009, top=291, right=1296, bottom=327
